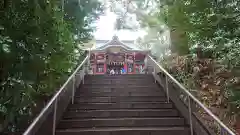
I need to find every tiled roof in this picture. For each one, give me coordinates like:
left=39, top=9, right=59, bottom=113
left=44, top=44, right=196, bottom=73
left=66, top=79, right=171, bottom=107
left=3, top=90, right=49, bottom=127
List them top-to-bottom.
left=95, top=36, right=139, bottom=50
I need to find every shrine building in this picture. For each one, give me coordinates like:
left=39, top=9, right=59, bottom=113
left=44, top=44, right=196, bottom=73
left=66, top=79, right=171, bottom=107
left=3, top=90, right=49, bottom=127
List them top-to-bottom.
left=89, top=35, right=150, bottom=74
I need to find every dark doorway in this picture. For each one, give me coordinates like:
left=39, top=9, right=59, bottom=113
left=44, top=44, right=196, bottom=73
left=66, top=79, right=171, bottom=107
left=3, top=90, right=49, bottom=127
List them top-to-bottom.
left=107, top=63, right=124, bottom=74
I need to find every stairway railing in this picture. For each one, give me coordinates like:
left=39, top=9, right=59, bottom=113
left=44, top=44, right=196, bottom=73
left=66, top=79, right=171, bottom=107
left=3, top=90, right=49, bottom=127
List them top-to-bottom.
left=145, top=55, right=235, bottom=135
left=23, top=56, right=89, bottom=135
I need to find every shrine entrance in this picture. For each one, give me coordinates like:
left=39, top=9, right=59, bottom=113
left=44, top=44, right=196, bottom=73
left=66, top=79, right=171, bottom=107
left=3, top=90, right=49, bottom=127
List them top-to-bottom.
left=89, top=35, right=149, bottom=75
left=106, top=52, right=125, bottom=74
left=107, top=62, right=124, bottom=74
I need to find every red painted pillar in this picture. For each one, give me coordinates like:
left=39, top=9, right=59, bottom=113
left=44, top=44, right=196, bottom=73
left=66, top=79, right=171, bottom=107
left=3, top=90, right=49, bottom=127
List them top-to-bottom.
left=133, top=52, right=136, bottom=74
left=94, top=53, right=96, bottom=75
left=124, top=63, right=127, bottom=74
left=133, top=64, right=136, bottom=74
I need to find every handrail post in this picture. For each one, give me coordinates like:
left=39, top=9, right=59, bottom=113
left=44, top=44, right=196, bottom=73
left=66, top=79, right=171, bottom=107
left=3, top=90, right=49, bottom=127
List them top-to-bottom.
left=144, top=56, right=148, bottom=74
left=153, top=67, right=157, bottom=83
left=82, top=68, right=85, bottom=85
left=71, top=76, right=76, bottom=104
left=165, top=76, right=170, bottom=103
left=188, top=95, right=194, bottom=135
left=52, top=98, right=57, bottom=135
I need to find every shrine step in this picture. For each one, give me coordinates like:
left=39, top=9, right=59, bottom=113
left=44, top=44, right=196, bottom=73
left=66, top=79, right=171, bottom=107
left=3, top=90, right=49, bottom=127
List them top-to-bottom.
left=85, top=74, right=153, bottom=78
left=56, top=75, right=190, bottom=135
left=84, top=76, right=154, bottom=81
left=83, top=78, right=155, bottom=83
left=83, top=81, right=156, bottom=85
left=81, top=85, right=160, bottom=89
left=78, top=87, right=162, bottom=91
left=75, top=92, right=166, bottom=97
left=73, top=96, right=167, bottom=103
left=68, top=102, right=173, bottom=110
left=63, top=109, right=179, bottom=119
left=57, top=117, right=185, bottom=129
left=55, top=127, right=190, bottom=135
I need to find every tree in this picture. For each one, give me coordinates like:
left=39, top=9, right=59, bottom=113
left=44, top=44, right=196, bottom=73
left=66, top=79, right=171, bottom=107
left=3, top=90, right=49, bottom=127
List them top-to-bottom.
left=0, top=0, right=103, bottom=132
left=159, top=0, right=240, bottom=131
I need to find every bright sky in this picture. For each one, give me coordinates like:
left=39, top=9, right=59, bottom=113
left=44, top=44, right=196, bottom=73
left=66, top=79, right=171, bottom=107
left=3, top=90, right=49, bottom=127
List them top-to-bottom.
left=94, top=12, right=146, bottom=40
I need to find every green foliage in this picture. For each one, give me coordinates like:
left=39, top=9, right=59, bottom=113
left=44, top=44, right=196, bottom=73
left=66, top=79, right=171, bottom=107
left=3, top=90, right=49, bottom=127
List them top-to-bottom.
left=0, top=0, right=102, bottom=132
left=64, top=0, right=104, bottom=42
left=156, top=0, right=240, bottom=131
left=160, top=0, right=240, bottom=109
left=161, top=0, right=240, bottom=56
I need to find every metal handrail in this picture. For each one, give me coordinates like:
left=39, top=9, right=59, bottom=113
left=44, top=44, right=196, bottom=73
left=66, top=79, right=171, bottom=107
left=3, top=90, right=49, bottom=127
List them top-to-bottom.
left=147, top=55, right=235, bottom=135
left=23, top=56, right=89, bottom=135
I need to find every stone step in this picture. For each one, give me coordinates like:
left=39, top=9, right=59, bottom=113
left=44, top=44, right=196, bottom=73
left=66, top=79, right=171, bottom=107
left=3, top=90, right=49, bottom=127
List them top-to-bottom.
left=85, top=74, right=153, bottom=78
left=55, top=75, right=190, bottom=135
left=85, top=76, right=153, bottom=79
left=84, top=77, right=154, bottom=81
left=84, top=78, right=154, bottom=82
left=84, top=80, right=155, bottom=84
left=83, top=81, right=156, bottom=85
left=82, top=84, right=157, bottom=87
left=81, top=85, right=159, bottom=89
left=77, top=87, right=162, bottom=92
left=76, top=88, right=164, bottom=95
left=75, top=92, right=165, bottom=97
left=74, top=96, right=167, bottom=103
left=68, top=102, right=173, bottom=110
left=63, top=109, right=179, bottom=119
left=57, top=117, right=185, bottom=129
left=56, top=127, right=190, bottom=135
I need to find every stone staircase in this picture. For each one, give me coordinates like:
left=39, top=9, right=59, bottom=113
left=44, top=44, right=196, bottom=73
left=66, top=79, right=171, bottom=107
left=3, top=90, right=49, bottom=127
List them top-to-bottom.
left=55, top=74, right=190, bottom=135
